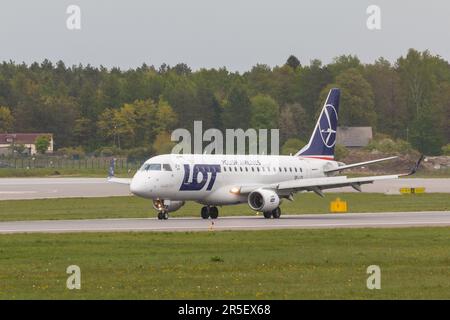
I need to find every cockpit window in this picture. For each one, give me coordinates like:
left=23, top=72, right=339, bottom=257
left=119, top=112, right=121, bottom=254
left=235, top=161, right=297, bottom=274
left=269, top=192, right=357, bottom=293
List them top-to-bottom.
left=139, top=163, right=166, bottom=171
left=140, top=163, right=160, bottom=171
left=148, top=164, right=161, bottom=171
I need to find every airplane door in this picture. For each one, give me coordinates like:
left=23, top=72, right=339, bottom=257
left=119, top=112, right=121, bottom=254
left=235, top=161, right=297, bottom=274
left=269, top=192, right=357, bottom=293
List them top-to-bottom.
left=302, top=162, right=312, bottom=178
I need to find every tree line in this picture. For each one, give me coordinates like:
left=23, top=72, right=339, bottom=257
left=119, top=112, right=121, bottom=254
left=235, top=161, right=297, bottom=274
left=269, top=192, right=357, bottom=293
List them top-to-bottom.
left=0, top=48, right=448, bottom=156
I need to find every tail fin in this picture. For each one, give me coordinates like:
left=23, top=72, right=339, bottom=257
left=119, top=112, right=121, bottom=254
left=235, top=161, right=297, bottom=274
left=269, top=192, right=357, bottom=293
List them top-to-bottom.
left=295, top=88, right=340, bottom=160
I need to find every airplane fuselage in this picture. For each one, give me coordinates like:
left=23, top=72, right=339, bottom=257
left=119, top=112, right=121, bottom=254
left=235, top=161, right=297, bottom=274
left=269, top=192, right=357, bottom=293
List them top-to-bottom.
left=110, top=88, right=407, bottom=220
left=130, top=154, right=340, bottom=206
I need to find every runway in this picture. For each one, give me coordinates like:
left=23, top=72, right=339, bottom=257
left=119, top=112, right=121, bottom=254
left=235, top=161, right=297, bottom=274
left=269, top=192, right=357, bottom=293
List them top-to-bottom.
left=0, top=177, right=448, bottom=200
left=0, top=178, right=130, bottom=200
left=0, top=211, right=449, bottom=234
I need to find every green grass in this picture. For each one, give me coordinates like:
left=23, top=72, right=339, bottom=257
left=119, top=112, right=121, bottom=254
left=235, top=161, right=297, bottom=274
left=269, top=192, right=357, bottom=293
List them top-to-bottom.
left=409, top=168, right=450, bottom=178
left=346, top=169, right=450, bottom=178
left=0, top=193, right=448, bottom=221
left=0, top=228, right=449, bottom=299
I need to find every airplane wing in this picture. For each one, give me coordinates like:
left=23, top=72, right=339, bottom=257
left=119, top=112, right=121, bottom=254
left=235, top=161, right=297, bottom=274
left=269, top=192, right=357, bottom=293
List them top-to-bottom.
left=237, top=155, right=424, bottom=197
left=237, top=174, right=399, bottom=196
left=107, top=177, right=132, bottom=185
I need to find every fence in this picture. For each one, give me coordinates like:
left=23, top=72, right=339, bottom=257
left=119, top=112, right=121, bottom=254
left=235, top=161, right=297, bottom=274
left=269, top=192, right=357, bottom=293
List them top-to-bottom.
left=0, top=157, right=143, bottom=171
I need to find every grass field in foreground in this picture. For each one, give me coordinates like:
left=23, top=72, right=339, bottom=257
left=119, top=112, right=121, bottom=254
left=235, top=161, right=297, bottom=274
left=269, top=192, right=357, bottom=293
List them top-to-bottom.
left=0, top=193, right=448, bottom=222
left=0, top=228, right=449, bottom=299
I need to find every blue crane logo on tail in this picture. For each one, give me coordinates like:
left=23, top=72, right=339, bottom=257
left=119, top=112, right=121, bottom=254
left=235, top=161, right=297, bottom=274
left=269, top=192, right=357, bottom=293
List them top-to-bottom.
left=318, top=104, right=338, bottom=148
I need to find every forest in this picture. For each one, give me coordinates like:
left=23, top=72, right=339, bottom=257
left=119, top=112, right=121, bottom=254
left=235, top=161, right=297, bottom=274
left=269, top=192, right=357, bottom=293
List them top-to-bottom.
left=0, top=48, right=449, bottom=157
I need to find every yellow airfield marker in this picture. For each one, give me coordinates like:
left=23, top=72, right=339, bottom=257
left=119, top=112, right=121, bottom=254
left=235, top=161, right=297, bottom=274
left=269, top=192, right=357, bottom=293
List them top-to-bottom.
left=399, top=187, right=426, bottom=194
left=330, top=198, right=348, bottom=213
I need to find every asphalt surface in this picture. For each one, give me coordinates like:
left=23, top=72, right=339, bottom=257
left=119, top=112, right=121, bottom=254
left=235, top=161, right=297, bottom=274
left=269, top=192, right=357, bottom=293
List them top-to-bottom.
left=0, top=177, right=448, bottom=200
left=0, top=178, right=130, bottom=200
left=0, top=211, right=449, bottom=234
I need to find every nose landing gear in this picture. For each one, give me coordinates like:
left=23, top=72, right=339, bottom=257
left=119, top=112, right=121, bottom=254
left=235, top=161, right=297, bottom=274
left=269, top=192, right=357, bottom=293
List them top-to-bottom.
left=201, top=206, right=219, bottom=219
left=157, top=211, right=169, bottom=220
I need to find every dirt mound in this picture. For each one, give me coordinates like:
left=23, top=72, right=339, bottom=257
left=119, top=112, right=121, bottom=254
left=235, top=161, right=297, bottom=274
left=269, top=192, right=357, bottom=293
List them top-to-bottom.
left=339, top=150, right=449, bottom=175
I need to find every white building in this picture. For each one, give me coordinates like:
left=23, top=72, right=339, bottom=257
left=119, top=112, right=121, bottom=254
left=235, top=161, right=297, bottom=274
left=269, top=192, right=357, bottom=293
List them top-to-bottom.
left=0, top=133, right=54, bottom=155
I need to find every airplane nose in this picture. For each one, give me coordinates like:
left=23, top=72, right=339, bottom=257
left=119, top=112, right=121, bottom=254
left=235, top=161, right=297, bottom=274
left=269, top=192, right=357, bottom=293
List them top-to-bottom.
left=130, top=177, right=147, bottom=197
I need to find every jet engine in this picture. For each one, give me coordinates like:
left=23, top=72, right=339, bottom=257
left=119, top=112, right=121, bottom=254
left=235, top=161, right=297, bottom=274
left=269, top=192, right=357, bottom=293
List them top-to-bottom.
left=248, top=189, right=280, bottom=212
left=152, top=199, right=185, bottom=212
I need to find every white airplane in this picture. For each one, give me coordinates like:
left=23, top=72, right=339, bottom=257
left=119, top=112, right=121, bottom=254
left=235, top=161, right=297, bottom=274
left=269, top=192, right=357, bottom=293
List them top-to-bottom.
left=109, top=88, right=422, bottom=220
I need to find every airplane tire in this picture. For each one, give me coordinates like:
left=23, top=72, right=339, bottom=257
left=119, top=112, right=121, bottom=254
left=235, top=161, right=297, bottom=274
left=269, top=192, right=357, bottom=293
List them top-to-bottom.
left=201, top=206, right=210, bottom=219
left=209, top=207, right=219, bottom=219
left=272, top=207, right=281, bottom=219
left=158, top=211, right=169, bottom=220
left=263, top=211, right=272, bottom=219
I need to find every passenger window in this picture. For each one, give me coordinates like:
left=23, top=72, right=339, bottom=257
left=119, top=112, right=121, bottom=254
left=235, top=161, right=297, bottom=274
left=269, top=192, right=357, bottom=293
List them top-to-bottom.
left=162, top=164, right=172, bottom=171
left=234, top=167, right=237, bottom=172
left=245, top=167, right=248, bottom=172
left=251, top=167, right=255, bottom=172
left=284, top=167, right=287, bottom=172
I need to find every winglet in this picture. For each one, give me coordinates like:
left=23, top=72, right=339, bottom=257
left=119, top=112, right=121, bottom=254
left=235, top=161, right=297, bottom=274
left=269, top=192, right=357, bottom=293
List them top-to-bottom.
left=404, top=155, right=425, bottom=176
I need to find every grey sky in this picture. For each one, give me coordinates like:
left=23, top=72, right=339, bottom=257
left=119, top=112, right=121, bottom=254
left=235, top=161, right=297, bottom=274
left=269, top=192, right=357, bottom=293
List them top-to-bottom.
left=1, top=0, right=449, bottom=72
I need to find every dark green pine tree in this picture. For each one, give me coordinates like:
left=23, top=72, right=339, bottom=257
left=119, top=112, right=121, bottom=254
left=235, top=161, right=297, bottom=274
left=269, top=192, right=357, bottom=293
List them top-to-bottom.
left=286, top=55, right=301, bottom=69
left=221, top=86, right=251, bottom=130
left=410, top=106, right=444, bottom=155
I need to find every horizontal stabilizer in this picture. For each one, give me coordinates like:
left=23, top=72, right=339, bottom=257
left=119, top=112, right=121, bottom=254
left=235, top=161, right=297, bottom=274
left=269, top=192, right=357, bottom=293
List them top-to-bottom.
left=324, top=156, right=398, bottom=173
left=107, top=177, right=132, bottom=185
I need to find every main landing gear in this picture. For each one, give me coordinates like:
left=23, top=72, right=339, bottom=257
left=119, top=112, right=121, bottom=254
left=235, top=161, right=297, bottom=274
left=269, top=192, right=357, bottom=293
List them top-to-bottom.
left=201, top=206, right=219, bottom=219
left=263, top=207, right=281, bottom=219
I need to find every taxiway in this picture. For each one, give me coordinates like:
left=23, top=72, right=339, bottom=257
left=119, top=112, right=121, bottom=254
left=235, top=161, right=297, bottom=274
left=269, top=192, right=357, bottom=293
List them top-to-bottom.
left=0, top=211, right=448, bottom=234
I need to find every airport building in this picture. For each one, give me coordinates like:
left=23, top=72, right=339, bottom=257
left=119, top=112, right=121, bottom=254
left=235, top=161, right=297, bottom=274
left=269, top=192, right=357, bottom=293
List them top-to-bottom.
left=336, top=127, right=373, bottom=148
